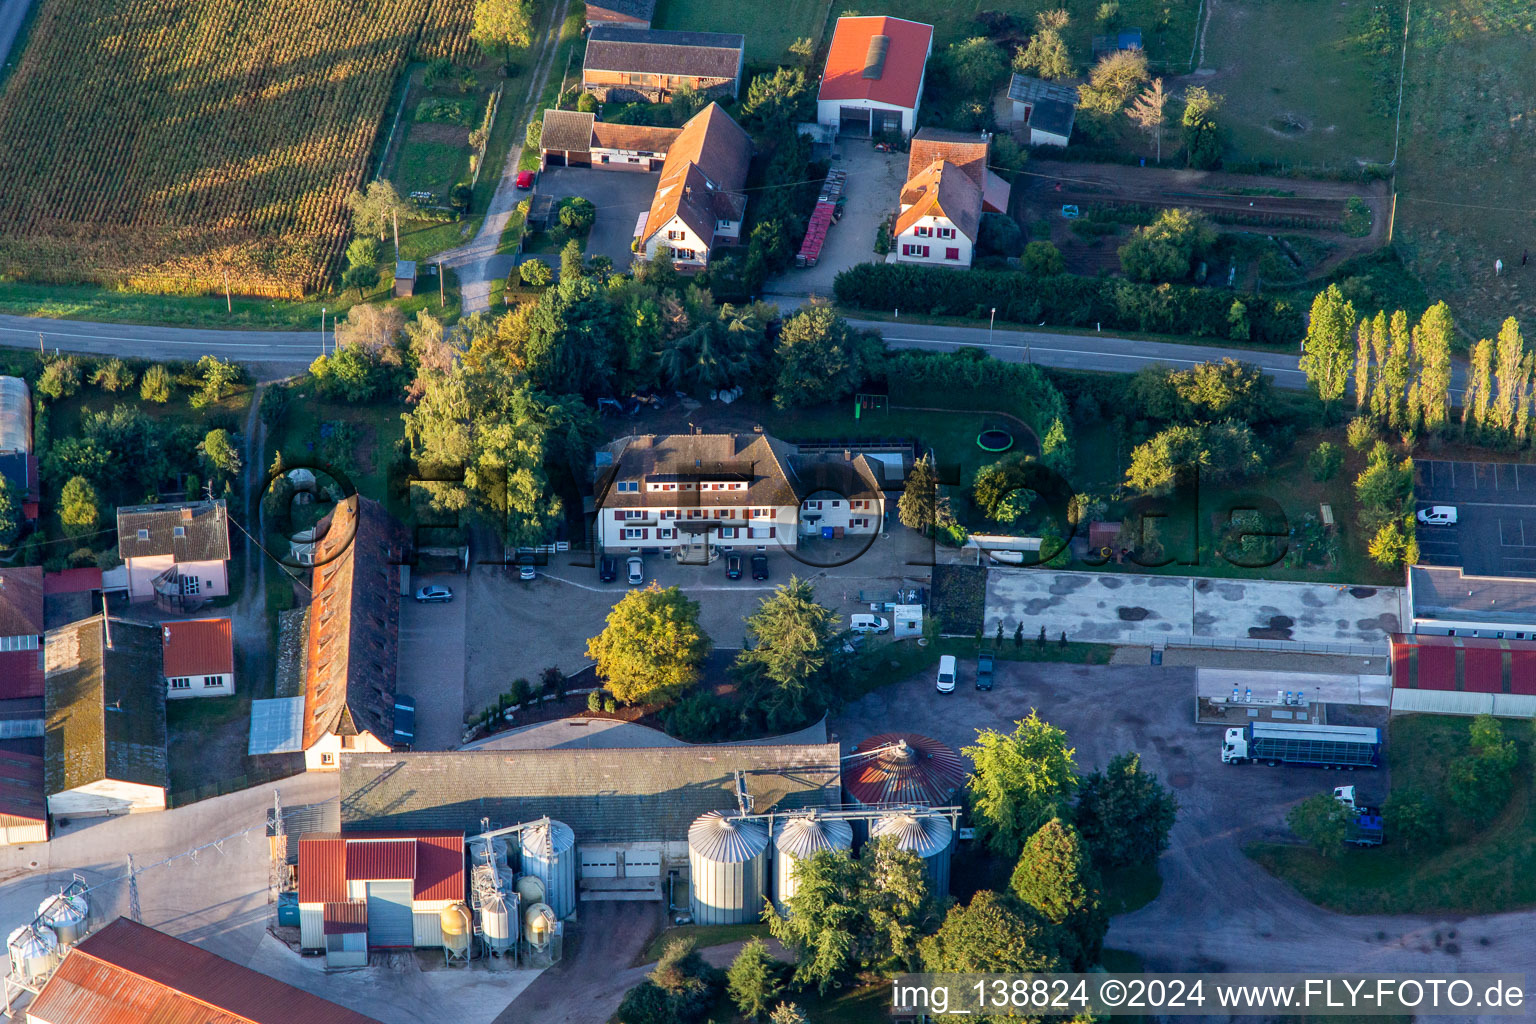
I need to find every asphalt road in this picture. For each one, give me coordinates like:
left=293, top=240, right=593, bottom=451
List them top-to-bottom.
left=0, top=0, right=34, bottom=75
left=0, top=313, right=319, bottom=368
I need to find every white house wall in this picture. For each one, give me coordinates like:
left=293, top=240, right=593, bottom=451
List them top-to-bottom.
left=817, top=97, right=916, bottom=136
left=895, top=214, right=973, bottom=267
left=642, top=216, right=709, bottom=267
left=598, top=503, right=799, bottom=551
left=125, top=555, right=229, bottom=602
left=166, top=671, right=234, bottom=700
left=305, top=730, right=391, bottom=772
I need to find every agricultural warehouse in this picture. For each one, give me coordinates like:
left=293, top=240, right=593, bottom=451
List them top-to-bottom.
left=0, top=0, right=477, bottom=297
left=816, top=15, right=934, bottom=137
left=581, top=26, right=745, bottom=104
left=1405, top=564, right=1536, bottom=638
left=43, top=616, right=167, bottom=818
left=1388, top=633, right=1536, bottom=718
left=339, top=744, right=841, bottom=901
left=296, top=831, right=465, bottom=961
left=25, top=917, right=383, bottom=1024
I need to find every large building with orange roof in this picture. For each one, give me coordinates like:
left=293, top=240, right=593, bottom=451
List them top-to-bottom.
left=815, top=15, right=933, bottom=137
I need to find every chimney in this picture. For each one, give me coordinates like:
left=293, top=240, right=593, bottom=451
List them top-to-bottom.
left=844, top=449, right=852, bottom=461
left=181, top=507, right=193, bottom=520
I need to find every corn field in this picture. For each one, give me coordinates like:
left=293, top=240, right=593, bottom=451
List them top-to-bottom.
left=0, top=0, right=474, bottom=298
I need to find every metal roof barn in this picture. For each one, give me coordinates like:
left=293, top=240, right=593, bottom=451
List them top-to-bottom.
left=843, top=732, right=965, bottom=807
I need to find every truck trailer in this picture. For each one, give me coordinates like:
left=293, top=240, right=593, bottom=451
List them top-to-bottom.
left=1221, top=722, right=1381, bottom=768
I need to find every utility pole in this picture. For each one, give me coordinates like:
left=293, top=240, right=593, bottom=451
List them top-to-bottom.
left=393, top=210, right=400, bottom=262
left=438, top=262, right=444, bottom=308
left=223, top=270, right=232, bottom=313
left=319, top=307, right=326, bottom=356
left=989, top=307, right=996, bottom=347
left=37, top=333, right=43, bottom=356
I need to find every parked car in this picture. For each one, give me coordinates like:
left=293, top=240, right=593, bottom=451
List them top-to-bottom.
left=516, top=170, right=535, bottom=190
left=1416, top=506, right=1458, bottom=526
left=726, top=555, right=743, bottom=579
left=751, top=555, right=769, bottom=581
left=599, top=556, right=617, bottom=583
left=627, top=556, right=644, bottom=585
left=518, top=557, right=537, bottom=581
left=414, top=584, right=453, bottom=603
left=848, top=614, right=890, bottom=634
left=976, top=651, right=994, bottom=691
left=936, top=654, right=957, bottom=694
left=392, top=695, right=416, bottom=746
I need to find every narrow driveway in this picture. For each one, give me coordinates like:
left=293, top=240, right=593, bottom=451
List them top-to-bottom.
left=438, top=0, right=573, bottom=312
left=398, top=573, right=467, bottom=749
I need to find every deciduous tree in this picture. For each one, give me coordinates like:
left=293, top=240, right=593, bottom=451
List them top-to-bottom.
left=472, top=0, right=533, bottom=58
left=1013, top=13, right=1073, bottom=81
left=1079, top=48, right=1149, bottom=117
left=1126, top=78, right=1168, bottom=161
left=1180, top=86, right=1222, bottom=169
left=345, top=180, right=412, bottom=242
left=1117, top=208, right=1214, bottom=283
left=1298, top=284, right=1356, bottom=411
left=1413, top=302, right=1454, bottom=432
left=772, top=304, right=873, bottom=408
left=59, top=475, right=101, bottom=538
left=585, top=584, right=711, bottom=705
left=965, top=711, right=1078, bottom=857
left=1073, top=752, right=1178, bottom=868
left=1287, top=792, right=1350, bottom=856
left=1009, top=819, right=1107, bottom=970
left=919, top=890, right=1066, bottom=972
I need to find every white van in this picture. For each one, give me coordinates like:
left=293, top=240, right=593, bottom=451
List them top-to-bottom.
left=849, top=614, right=890, bottom=634
left=936, top=655, right=957, bottom=694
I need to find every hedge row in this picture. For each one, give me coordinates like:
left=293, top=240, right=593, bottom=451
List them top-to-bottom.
left=835, top=263, right=1306, bottom=346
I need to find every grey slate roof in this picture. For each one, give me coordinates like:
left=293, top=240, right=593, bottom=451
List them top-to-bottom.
left=586, top=0, right=656, bottom=24
left=584, top=26, right=745, bottom=79
left=1008, top=74, right=1077, bottom=138
left=117, top=500, right=231, bottom=563
left=1409, top=565, right=1536, bottom=625
left=44, top=617, right=168, bottom=794
left=339, top=744, right=842, bottom=843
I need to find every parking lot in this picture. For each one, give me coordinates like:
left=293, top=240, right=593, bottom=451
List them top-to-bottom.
left=531, top=166, right=657, bottom=270
left=1415, top=459, right=1536, bottom=576
left=397, top=572, right=467, bottom=749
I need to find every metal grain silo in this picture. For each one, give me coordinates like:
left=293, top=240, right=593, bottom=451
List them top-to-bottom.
left=844, top=733, right=966, bottom=808
left=871, top=810, right=954, bottom=897
left=688, top=811, right=768, bottom=925
left=771, top=813, right=853, bottom=913
left=518, top=819, right=576, bottom=920
left=470, top=835, right=510, bottom=870
left=36, top=891, right=88, bottom=947
left=6, top=926, right=56, bottom=985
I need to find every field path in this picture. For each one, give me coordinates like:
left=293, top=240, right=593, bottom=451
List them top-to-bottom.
left=440, top=0, right=573, bottom=314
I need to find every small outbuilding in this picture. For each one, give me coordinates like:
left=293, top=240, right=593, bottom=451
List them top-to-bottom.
left=816, top=16, right=934, bottom=137
left=1009, top=74, right=1078, bottom=147
left=393, top=260, right=417, bottom=298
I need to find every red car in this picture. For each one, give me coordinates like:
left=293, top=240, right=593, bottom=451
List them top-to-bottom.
left=515, top=171, right=534, bottom=190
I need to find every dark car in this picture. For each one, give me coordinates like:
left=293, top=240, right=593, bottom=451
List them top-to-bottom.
left=726, top=555, right=742, bottom=579
left=751, top=555, right=769, bottom=581
left=599, top=556, right=618, bottom=583
left=976, top=652, right=995, bottom=691
left=393, top=695, right=417, bottom=746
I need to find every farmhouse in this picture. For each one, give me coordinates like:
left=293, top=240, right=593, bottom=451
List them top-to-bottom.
left=585, top=0, right=655, bottom=29
left=816, top=16, right=934, bottom=137
left=581, top=26, right=745, bottom=104
left=1008, top=74, right=1078, bottom=147
left=635, top=104, right=752, bottom=270
left=538, top=108, right=681, bottom=170
left=894, top=159, right=982, bottom=267
left=0, top=376, right=38, bottom=522
left=593, top=432, right=889, bottom=556
left=301, top=496, right=408, bottom=772
left=116, top=500, right=231, bottom=609
left=43, top=615, right=168, bottom=817
left=160, top=616, right=235, bottom=698
left=339, top=744, right=841, bottom=902
left=296, top=831, right=466, bottom=963
left=25, top=917, right=383, bottom=1024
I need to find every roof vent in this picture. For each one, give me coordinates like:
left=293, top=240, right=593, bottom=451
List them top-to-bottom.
left=862, top=34, right=890, bottom=79
left=174, top=526, right=185, bottom=538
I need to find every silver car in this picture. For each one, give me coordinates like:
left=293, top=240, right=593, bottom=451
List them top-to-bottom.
left=627, top=556, right=644, bottom=585
left=415, top=584, right=453, bottom=603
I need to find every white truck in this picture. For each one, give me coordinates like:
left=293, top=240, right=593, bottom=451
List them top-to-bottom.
left=1222, top=722, right=1381, bottom=768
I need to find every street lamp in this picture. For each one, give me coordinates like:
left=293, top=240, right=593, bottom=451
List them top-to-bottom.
left=320, top=307, right=326, bottom=356
left=989, top=307, right=996, bottom=347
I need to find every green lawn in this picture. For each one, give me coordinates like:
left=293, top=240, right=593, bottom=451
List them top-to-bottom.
left=652, top=0, right=832, bottom=63
left=871, top=0, right=1201, bottom=58
left=1204, top=0, right=1398, bottom=169
left=394, top=138, right=471, bottom=200
left=267, top=385, right=407, bottom=511
left=1248, top=714, right=1536, bottom=914
left=637, top=922, right=768, bottom=965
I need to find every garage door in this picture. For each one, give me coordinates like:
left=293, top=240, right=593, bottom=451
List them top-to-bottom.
left=839, top=106, right=871, bottom=136
left=545, top=152, right=566, bottom=167
left=580, top=848, right=619, bottom=879
left=622, top=850, right=661, bottom=877
left=365, top=880, right=414, bottom=948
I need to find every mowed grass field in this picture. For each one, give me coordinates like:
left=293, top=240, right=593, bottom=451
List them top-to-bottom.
left=0, top=0, right=473, bottom=298
left=652, top=0, right=833, bottom=62
left=1197, top=0, right=1398, bottom=168
left=1392, top=0, right=1536, bottom=337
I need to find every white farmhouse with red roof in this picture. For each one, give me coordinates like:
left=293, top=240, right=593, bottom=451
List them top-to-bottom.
left=815, top=15, right=934, bottom=138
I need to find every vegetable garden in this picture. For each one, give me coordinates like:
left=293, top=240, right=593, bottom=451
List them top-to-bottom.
left=0, top=0, right=474, bottom=298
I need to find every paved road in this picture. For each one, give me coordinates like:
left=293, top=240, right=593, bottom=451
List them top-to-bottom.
left=0, top=0, right=34, bottom=76
left=0, top=313, right=319, bottom=368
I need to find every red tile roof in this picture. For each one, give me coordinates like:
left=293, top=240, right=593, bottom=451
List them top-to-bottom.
left=818, top=16, right=933, bottom=109
left=640, top=103, right=752, bottom=249
left=907, top=128, right=989, bottom=188
left=896, top=158, right=983, bottom=242
left=43, top=567, right=102, bottom=594
left=160, top=617, right=234, bottom=677
left=0, top=649, right=44, bottom=700
left=298, top=832, right=465, bottom=903
left=27, top=918, right=384, bottom=1024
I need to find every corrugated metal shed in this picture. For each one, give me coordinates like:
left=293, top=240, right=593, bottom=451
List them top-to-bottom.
left=1391, top=633, right=1536, bottom=696
left=843, top=732, right=965, bottom=806
left=298, top=832, right=464, bottom=903
left=297, top=836, right=346, bottom=902
left=26, top=917, right=384, bottom=1024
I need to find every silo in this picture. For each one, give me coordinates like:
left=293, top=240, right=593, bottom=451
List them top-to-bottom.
left=844, top=733, right=966, bottom=808
left=871, top=810, right=954, bottom=896
left=688, top=811, right=768, bottom=925
left=771, top=814, right=853, bottom=913
left=518, top=819, right=576, bottom=919
left=471, top=836, right=510, bottom=870
left=514, top=874, right=546, bottom=908
left=480, top=888, right=517, bottom=954
left=36, top=891, right=89, bottom=947
left=440, top=903, right=471, bottom=961
left=524, top=903, right=556, bottom=948
left=6, top=925, right=57, bottom=985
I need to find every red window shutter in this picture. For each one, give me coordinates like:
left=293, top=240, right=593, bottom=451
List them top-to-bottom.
left=946, top=247, right=960, bottom=260
left=613, top=510, right=623, bottom=520
left=769, top=527, right=776, bottom=537
left=641, top=529, right=649, bottom=539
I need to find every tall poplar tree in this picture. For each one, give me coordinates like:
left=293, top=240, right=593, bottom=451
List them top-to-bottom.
left=1299, top=285, right=1356, bottom=413
left=1413, top=302, right=1455, bottom=432
left=1368, top=310, right=1390, bottom=423
left=1383, top=310, right=1412, bottom=431
left=1352, top=316, right=1372, bottom=412
left=1492, top=318, right=1526, bottom=438
left=1465, top=338, right=1494, bottom=435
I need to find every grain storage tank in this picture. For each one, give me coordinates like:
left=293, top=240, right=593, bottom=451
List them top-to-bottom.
left=844, top=733, right=966, bottom=808
left=871, top=810, right=954, bottom=896
left=688, top=811, right=768, bottom=925
left=771, top=813, right=853, bottom=913
left=518, top=819, right=576, bottom=920
left=471, top=835, right=510, bottom=869
left=514, top=874, right=546, bottom=908
left=480, top=888, right=517, bottom=954
left=36, top=891, right=89, bottom=947
left=524, top=902, right=556, bottom=949
left=440, top=903, right=471, bottom=961
left=6, top=925, right=57, bottom=985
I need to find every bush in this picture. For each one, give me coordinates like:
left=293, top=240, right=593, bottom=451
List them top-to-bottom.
left=558, top=197, right=596, bottom=233
left=1117, top=208, right=1215, bottom=283
left=977, top=213, right=1025, bottom=259
left=346, top=237, right=382, bottom=268
left=1020, top=240, right=1065, bottom=276
left=520, top=259, right=552, bottom=287
left=834, top=263, right=1304, bottom=345
left=36, top=356, right=81, bottom=400
left=90, top=358, right=135, bottom=393
left=140, top=364, right=173, bottom=403
left=259, top=384, right=291, bottom=428
left=1346, top=415, right=1376, bottom=450
left=1307, top=441, right=1342, bottom=481
left=508, top=678, right=531, bottom=707
left=587, top=690, right=603, bottom=712
left=665, top=691, right=733, bottom=742
left=604, top=697, right=618, bottom=713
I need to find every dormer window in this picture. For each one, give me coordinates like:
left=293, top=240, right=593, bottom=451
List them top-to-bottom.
left=173, top=526, right=186, bottom=538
